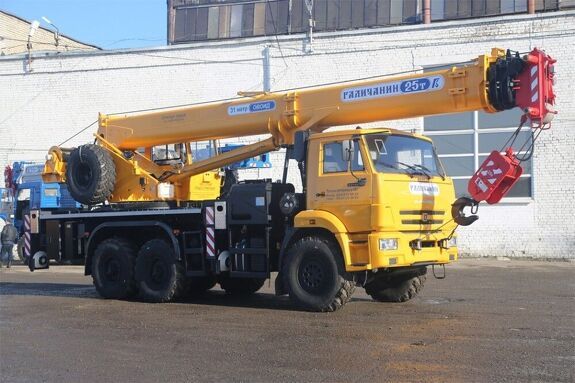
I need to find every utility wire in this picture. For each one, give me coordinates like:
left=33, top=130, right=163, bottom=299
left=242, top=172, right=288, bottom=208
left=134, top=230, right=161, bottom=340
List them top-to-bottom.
left=266, top=0, right=288, bottom=68
left=124, top=51, right=265, bottom=67
left=58, top=120, right=98, bottom=146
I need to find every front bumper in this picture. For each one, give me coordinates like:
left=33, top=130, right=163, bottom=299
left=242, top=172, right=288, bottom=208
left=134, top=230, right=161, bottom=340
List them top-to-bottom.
left=367, top=232, right=457, bottom=269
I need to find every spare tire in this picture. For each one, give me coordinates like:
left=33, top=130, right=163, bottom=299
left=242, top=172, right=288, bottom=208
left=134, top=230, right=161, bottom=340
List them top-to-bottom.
left=66, top=144, right=115, bottom=205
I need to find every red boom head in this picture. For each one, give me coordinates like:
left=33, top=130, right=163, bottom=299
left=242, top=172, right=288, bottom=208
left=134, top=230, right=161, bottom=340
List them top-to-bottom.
left=469, top=48, right=557, bottom=204
left=514, top=48, right=556, bottom=127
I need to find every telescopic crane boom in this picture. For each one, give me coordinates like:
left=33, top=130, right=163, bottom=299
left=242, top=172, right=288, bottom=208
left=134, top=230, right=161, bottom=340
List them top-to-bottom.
left=44, top=48, right=555, bottom=204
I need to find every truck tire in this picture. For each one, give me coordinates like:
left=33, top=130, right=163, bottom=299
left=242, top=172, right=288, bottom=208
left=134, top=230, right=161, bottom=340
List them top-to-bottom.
left=66, top=144, right=115, bottom=205
left=282, top=236, right=355, bottom=312
left=92, top=238, right=137, bottom=299
left=135, top=239, right=185, bottom=302
left=365, top=268, right=427, bottom=303
left=219, top=276, right=265, bottom=295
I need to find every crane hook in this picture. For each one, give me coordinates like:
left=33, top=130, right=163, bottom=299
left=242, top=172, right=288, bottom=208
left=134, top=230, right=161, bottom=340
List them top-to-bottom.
left=451, top=197, right=479, bottom=226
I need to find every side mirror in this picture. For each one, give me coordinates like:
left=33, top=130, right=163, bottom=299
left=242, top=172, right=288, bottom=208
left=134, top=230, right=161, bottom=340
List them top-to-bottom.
left=341, top=140, right=354, bottom=162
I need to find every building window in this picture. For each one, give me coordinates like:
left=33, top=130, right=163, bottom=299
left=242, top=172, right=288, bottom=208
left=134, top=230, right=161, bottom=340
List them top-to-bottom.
left=171, top=0, right=420, bottom=43
left=431, top=0, right=529, bottom=20
left=424, top=107, right=533, bottom=199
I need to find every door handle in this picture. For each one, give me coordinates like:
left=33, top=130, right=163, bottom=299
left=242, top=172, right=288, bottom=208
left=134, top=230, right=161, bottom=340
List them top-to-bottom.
left=315, top=192, right=325, bottom=197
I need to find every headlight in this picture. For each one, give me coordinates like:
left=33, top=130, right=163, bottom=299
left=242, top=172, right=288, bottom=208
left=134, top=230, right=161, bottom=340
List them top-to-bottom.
left=440, top=237, right=457, bottom=249
left=379, top=238, right=398, bottom=251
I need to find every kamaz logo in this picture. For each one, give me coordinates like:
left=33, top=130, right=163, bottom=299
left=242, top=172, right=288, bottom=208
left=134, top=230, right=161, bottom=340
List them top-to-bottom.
left=228, top=101, right=276, bottom=116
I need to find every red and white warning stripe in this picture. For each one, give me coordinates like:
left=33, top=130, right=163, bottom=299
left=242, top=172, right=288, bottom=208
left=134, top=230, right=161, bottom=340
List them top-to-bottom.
left=530, top=65, right=539, bottom=103
left=205, top=206, right=214, bottom=225
left=205, top=207, right=215, bottom=258
left=24, top=214, right=31, bottom=257
left=206, top=227, right=215, bottom=258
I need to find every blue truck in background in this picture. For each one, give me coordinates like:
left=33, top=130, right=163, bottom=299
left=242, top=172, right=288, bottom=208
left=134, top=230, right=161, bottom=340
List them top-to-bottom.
left=1, top=162, right=79, bottom=263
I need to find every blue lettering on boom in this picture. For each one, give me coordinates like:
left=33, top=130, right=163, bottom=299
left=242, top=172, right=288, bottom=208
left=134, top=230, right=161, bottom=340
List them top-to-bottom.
left=341, top=75, right=444, bottom=102
left=228, top=100, right=276, bottom=116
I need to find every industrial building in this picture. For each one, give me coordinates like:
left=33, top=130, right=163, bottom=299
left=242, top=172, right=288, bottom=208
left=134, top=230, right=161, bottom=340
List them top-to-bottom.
left=0, top=2, right=573, bottom=259
left=0, top=10, right=99, bottom=56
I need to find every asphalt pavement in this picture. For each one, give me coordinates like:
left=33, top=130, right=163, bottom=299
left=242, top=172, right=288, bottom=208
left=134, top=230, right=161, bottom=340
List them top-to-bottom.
left=1, top=258, right=574, bottom=383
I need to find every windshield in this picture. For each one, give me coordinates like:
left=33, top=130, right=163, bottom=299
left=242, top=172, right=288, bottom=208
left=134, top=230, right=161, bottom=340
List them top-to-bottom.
left=365, top=133, right=445, bottom=178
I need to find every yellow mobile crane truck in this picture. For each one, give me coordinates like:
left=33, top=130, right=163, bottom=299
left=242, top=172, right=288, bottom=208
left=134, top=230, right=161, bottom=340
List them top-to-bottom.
left=30, top=48, right=555, bottom=311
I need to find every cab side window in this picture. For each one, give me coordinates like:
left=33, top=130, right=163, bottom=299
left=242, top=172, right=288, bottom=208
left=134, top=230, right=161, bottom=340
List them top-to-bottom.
left=323, top=140, right=365, bottom=173
left=323, top=142, right=347, bottom=173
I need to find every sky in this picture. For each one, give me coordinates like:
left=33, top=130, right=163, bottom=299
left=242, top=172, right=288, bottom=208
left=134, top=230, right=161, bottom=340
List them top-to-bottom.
left=1, top=0, right=167, bottom=49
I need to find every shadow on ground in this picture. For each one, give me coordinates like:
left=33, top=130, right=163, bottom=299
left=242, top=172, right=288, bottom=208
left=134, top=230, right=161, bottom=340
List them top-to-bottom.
left=0, top=281, right=375, bottom=311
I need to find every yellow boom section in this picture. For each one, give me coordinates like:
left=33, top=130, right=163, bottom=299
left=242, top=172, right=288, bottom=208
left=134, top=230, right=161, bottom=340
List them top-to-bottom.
left=98, top=49, right=502, bottom=151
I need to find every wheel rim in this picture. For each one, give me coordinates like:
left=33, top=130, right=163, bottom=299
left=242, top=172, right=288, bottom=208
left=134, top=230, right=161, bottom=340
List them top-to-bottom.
left=75, top=162, right=93, bottom=189
left=102, top=257, right=121, bottom=282
left=147, top=257, right=171, bottom=290
left=298, top=258, right=330, bottom=294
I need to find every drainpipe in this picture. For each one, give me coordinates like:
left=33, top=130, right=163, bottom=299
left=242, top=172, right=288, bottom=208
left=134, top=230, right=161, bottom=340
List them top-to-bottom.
left=167, top=0, right=175, bottom=45
left=423, top=0, right=431, bottom=24
left=528, top=0, right=535, bottom=14
left=263, top=45, right=271, bottom=92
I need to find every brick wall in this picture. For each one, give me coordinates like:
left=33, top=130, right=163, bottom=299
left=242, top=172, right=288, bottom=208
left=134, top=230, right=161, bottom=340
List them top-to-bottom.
left=1, top=10, right=573, bottom=258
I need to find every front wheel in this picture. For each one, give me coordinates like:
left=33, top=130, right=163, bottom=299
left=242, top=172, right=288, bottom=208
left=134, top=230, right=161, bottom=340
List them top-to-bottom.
left=283, top=236, right=355, bottom=312
left=365, top=267, right=427, bottom=303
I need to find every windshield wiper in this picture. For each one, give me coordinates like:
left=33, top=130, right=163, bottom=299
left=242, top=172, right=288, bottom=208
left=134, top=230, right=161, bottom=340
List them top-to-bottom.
left=379, top=161, right=414, bottom=177
left=396, top=161, right=431, bottom=180
left=410, top=164, right=434, bottom=180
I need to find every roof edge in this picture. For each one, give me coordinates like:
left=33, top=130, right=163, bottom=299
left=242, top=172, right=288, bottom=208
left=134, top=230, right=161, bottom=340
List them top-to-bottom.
left=0, top=9, right=102, bottom=50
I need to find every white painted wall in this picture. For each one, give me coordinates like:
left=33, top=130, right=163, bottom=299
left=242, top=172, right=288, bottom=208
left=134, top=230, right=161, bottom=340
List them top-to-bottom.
left=1, top=11, right=573, bottom=258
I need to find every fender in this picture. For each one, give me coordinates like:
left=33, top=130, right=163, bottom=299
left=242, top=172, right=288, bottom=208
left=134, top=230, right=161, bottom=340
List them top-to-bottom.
left=293, top=209, right=354, bottom=268
left=294, top=209, right=348, bottom=234
left=85, top=220, right=180, bottom=275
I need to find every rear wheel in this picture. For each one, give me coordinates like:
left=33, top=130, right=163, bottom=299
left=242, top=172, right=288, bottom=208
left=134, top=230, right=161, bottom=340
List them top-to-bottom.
left=66, top=144, right=115, bottom=205
left=283, top=236, right=355, bottom=312
left=92, top=238, right=137, bottom=299
left=135, top=239, right=185, bottom=302
left=365, top=267, right=427, bottom=303
left=219, top=276, right=266, bottom=295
